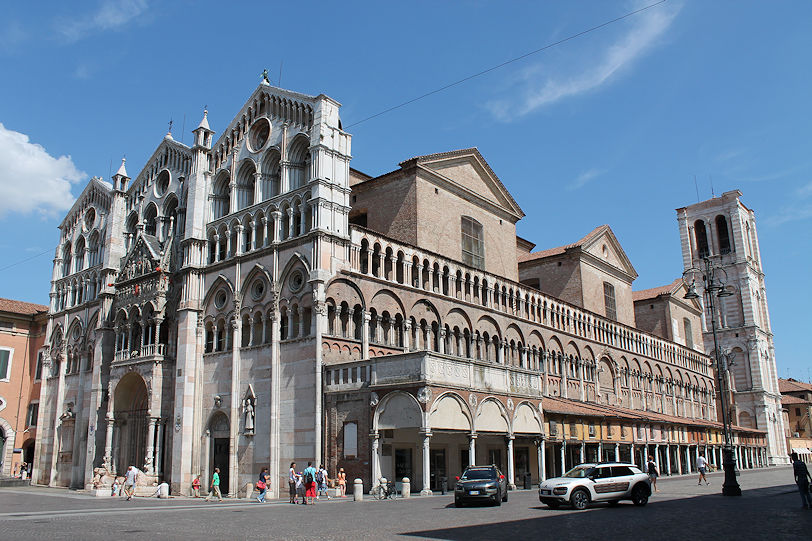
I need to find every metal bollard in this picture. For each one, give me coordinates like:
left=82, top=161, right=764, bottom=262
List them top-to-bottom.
left=524, top=472, right=532, bottom=490
left=440, top=476, right=448, bottom=495
left=402, top=477, right=411, bottom=499
left=353, top=478, right=363, bottom=501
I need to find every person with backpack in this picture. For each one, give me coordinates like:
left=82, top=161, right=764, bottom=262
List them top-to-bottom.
left=646, top=455, right=659, bottom=492
left=303, top=461, right=318, bottom=505
left=316, top=464, right=330, bottom=500
left=205, top=468, right=223, bottom=502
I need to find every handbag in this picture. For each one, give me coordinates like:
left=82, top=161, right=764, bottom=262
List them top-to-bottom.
left=257, top=480, right=266, bottom=490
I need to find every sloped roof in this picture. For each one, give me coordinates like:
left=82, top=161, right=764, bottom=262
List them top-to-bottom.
left=519, top=225, right=611, bottom=263
left=632, top=278, right=684, bottom=302
left=0, top=298, right=49, bottom=316
left=780, top=378, right=812, bottom=394
left=782, top=394, right=810, bottom=405
left=542, top=396, right=765, bottom=434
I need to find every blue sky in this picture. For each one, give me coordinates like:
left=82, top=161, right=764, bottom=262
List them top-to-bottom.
left=1, top=1, right=809, bottom=380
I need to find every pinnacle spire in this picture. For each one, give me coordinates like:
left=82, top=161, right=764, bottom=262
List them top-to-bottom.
left=115, top=157, right=128, bottom=178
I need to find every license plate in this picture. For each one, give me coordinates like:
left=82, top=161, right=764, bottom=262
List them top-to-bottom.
left=541, top=489, right=550, bottom=495
left=469, top=490, right=479, bottom=495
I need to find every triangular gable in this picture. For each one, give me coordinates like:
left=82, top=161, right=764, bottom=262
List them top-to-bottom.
left=129, top=137, right=191, bottom=195
left=404, top=148, right=524, bottom=221
left=60, top=176, right=112, bottom=230
left=579, top=225, right=638, bottom=281
left=117, top=233, right=161, bottom=283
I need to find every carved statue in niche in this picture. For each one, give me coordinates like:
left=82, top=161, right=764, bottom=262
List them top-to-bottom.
left=243, top=397, right=255, bottom=434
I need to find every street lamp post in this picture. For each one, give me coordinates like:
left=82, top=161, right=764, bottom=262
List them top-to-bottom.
left=683, top=257, right=742, bottom=497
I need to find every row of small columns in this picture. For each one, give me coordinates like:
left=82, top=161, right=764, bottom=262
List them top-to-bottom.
left=209, top=203, right=316, bottom=263
left=354, top=243, right=706, bottom=371
left=53, top=275, right=101, bottom=311
left=207, top=308, right=312, bottom=352
left=115, top=318, right=163, bottom=353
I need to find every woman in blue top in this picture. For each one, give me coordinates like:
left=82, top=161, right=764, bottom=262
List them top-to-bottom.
left=256, top=467, right=269, bottom=503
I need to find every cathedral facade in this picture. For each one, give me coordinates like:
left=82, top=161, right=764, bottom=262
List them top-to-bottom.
left=32, top=82, right=769, bottom=497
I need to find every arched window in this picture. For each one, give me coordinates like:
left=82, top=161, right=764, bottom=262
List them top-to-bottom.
left=236, top=161, right=256, bottom=210
left=212, top=173, right=230, bottom=219
left=143, top=203, right=158, bottom=236
left=715, top=215, right=731, bottom=254
left=461, top=216, right=484, bottom=270
left=694, top=220, right=709, bottom=258
left=62, top=242, right=72, bottom=277
left=683, top=318, right=693, bottom=349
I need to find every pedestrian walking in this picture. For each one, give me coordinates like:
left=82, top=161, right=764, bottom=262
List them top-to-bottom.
left=791, top=452, right=812, bottom=509
left=696, top=453, right=710, bottom=485
left=646, top=455, right=659, bottom=492
left=289, top=462, right=298, bottom=504
left=303, top=462, right=318, bottom=505
left=316, top=464, right=330, bottom=500
left=123, top=465, right=141, bottom=500
left=256, top=467, right=269, bottom=503
left=337, top=467, right=347, bottom=497
left=205, top=468, right=223, bottom=502
left=296, top=472, right=306, bottom=503
left=192, top=475, right=201, bottom=497
left=111, top=478, right=120, bottom=497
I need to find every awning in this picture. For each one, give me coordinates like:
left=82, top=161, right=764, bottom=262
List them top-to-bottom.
left=792, top=447, right=811, bottom=454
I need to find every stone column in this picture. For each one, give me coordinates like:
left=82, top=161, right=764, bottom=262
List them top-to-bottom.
left=271, top=211, right=282, bottom=244
left=361, top=311, right=370, bottom=358
left=403, top=320, right=411, bottom=351
left=438, top=327, right=446, bottom=355
left=103, top=413, right=115, bottom=471
left=145, top=416, right=157, bottom=475
left=154, top=419, right=164, bottom=476
left=420, top=431, right=432, bottom=495
left=370, top=432, right=381, bottom=484
left=468, top=433, right=476, bottom=467
left=506, top=435, right=516, bottom=489
left=539, top=440, right=546, bottom=481
left=560, top=442, right=566, bottom=476
left=580, top=442, right=585, bottom=463
left=614, top=443, right=620, bottom=463
left=676, top=444, right=682, bottom=474
left=665, top=445, right=672, bottom=475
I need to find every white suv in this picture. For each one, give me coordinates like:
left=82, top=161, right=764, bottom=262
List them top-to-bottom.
left=538, top=462, right=651, bottom=510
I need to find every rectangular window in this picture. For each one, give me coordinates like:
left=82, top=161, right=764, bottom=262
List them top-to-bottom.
left=461, top=216, right=485, bottom=270
left=603, top=282, right=617, bottom=321
left=683, top=318, right=694, bottom=349
left=0, top=320, right=12, bottom=331
left=0, top=348, right=11, bottom=381
left=27, top=402, right=39, bottom=427
left=343, top=421, right=358, bottom=458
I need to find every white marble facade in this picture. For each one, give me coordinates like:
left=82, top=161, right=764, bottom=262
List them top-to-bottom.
left=33, top=81, right=352, bottom=497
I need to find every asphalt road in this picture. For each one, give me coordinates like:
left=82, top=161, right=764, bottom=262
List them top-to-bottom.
left=0, top=467, right=808, bottom=540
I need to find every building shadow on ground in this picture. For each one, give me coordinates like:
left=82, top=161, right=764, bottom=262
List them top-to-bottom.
left=404, top=484, right=809, bottom=541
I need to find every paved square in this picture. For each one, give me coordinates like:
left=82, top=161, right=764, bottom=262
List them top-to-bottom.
left=0, top=468, right=809, bottom=540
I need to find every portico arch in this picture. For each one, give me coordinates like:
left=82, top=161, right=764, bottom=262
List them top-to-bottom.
left=113, top=372, right=149, bottom=474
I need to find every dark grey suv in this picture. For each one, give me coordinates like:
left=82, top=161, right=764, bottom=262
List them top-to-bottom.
left=454, top=465, right=509, bottom=507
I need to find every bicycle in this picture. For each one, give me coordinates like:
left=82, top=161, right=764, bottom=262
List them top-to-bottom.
left=371, top=478, right=398, bottom=500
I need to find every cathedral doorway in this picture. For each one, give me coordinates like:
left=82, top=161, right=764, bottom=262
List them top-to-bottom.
left=114, top=372, right=149, bottom=474
left=208, top=412, right=230, bottom=494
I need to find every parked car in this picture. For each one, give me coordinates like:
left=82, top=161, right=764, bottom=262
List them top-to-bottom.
left=538, top=462, right=651, bottom=510
left=454, top=465, right=509, bottom=506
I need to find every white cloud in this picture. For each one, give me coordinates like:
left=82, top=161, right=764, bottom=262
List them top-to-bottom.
left=58, top=0, right=148, bottom=42
left=488, top=2, right=680, bottom=120
left=0, top=123, right=85, bottom=218
left=568, top=168, right=605, bottom=190
left=798, top=180, right=812, bottom=198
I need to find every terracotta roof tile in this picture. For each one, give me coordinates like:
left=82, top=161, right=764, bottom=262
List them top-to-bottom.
left=518, top=225, right=610, bottom=264
left=632, top=278, right=684, bottom=302
left=0, top=297, right=49, bottom=316
left=779, top=378, right=812, bottom=393
left=782, top=395, right=810, bottom=405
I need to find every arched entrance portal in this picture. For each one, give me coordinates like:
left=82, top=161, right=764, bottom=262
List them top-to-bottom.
left=114, top=372, right=149, bottom=474
left=207, top=412, right=230, bottom=495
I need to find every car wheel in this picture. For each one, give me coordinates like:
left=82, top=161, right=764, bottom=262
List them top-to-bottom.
left=632, top=485, right=649, bottom=507
left=570, top=489, right=590, bottom=510
left=502, top=490, right=508, bottom=502
left=494, top=491, right=502, bottom=506
left=607, top=500, right=620, bottom=507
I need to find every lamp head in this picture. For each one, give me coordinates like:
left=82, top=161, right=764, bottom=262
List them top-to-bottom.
left=684, top=283, right=700, bottom=300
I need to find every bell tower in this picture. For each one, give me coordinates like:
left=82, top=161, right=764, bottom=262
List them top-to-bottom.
left=677, top=190, right=788, bottom=465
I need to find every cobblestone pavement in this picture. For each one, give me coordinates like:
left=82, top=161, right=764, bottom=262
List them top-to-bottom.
left=0, top=467, right=809, bottom=540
